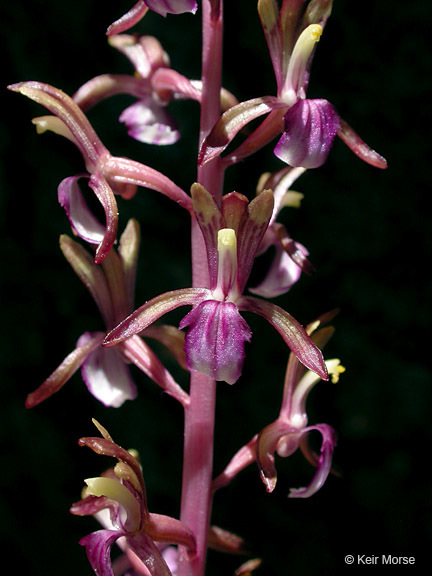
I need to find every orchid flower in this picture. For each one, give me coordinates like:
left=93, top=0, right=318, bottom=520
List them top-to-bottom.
left=199, top=0, right=387, bottom=170
left=107, top=1, right=198, bottom=36
left=73, top=34, right=202, bottom=146
left=8, top=81, right=192, bottom=262
left=250, top=165, right=313, bottom=298
left=104, top=184, right=328, bottom=385
left=25, top=220, right=189, bottom=409
left=213, top=313, right=343, bottom=497
left=70, top=421, right=196, bottom=576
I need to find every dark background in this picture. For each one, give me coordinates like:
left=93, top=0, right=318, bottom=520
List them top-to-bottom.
left=1, top=1, right=430, bottom=574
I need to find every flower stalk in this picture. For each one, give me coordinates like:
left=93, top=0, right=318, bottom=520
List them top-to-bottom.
left=178, top=3, right=224, bottom=575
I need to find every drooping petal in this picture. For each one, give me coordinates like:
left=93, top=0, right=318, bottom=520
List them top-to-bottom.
left=146, top=0, right=198, bottom=17
left=198, top=96, right=286, bottom=166
left=119, top=98, right=180, bottom=145
left=274, top=98, right=340, bottom=168
left=337, top=117, right=388, bottom=169
left=58, top=172, right=119, bottom=264
left=58, top=175, right=107, bottom=246
left=249, top=243, right=304, bottom=298
left=104, top=288, right=209, bottom=347
left=238, top=296, right=328, bottom=380
left=179, top=300, right=252, bottom=385
left=25, top=333, right=104, bottom=408
left=78, top=333, right=137, bottom=408
left=256, top=419, right=300, bottom=492
left=288, top=423, right=336, bottom=498
left=80, top=529, right=124, bottom=576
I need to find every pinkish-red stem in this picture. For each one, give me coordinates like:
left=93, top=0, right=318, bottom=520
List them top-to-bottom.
left=177, top=3, right=224, bottom=576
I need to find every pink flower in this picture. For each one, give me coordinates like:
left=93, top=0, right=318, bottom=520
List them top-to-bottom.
left=199, top=0, right=387, bottom=170
left=73, top=34, right=202, bottom=146
left=9, top=81, right=192, bottom=262
left=104, top=184, right=328, bottom=385
left=25, top=221, right=189, bottom=409
left=213, top=312, right=344, bottom=497
left=71, top=422, right=196, bottom=576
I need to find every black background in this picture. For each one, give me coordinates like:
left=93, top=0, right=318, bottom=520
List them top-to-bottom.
left=1, top=1, right=430, bottom=574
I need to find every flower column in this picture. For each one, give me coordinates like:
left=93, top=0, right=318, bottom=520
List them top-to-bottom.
left=178, top=2, right=224, bottom=576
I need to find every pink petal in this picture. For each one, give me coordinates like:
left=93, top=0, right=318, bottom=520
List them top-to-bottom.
left=146, top=0, right=198, bottom=17
left=274, top=98, right=340, bottom=168
left=119, top=99, right=180, bottom=145
left=58, top=175, right=106, bottom=245
left=250, top=244, right=303, bottom=298
left=179, top=300, right=252, bottom=385
left=78, top=333, right=137, bottom=407
left=256, top=419, right=300, bottom=492
left=288, top=424, right=336, bottom=498
left=80, top=529, right=124, bottom=576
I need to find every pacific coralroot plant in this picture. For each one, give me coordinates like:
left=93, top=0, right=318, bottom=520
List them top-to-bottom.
left=10, top=2, right=387, bottom=575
